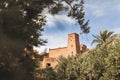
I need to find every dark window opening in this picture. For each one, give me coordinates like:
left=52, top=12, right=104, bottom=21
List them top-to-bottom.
left=46, top=63, right=51, bottom=67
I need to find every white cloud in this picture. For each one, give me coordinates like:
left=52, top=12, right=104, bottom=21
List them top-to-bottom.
left=35, top=0, right=120, bottom=53
left=85, top=0, right=120, bottom=17
left=85, top=4, right=105, bottom=17
left=116, top=4, right=120, bottom=11
left=35, top=14, right=78, bottom=53
left=45, top=14, right=75, bottom=27
left=45, top=14, right=56, bottom=27
left=110, top=27, right=120, bottom=34
left=35, top=33, right=68, bottom=53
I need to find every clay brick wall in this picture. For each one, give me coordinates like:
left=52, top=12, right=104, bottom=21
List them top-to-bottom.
left=41, top=33, right=87, bottom=68
left=67, top=33, right=80, bottom=55
left=80, top=44, right=87, bottom=53
left=49, top=47, right=68, bottom=59
left=41, top=56, right=56, bottom=68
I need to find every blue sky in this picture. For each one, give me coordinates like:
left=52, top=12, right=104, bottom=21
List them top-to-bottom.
left=35, top=0, right=120, bottom=53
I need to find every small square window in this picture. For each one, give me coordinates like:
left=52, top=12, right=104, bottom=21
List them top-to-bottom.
left=46, top=63, right=51, bottom=67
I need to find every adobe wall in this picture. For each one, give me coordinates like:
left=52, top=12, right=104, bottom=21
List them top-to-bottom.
left=41, top=33, right=87, bottom=69
left=49, top=33, right=81, bottom=59
left=67, top=33, right=80, bottom=55
left=80, top=44, right=87, bottom=53
left=49, top=47, right=68, bottom=59
left=41, top=56, right=56, bottom=68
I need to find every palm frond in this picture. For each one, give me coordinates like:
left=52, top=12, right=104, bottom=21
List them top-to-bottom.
left=91, top=30, right=115, bottom=46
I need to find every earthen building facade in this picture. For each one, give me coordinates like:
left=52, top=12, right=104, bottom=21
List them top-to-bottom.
left=41, top=33, right=87, bottom=68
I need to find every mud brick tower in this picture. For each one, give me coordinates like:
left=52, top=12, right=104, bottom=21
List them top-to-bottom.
left=41, top=33, right=87, bottom=68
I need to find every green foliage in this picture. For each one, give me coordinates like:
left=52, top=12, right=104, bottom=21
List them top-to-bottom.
left=0, top=0, right=90, bottom=80
left=0, top=1, right=90, bottom=45
left=0, top=5, right=46, bottom=46
left=91, top=30, right=115, bottom=46
left=56, top=34, right=120, bottom=80
left=0, top=44, right=41, bottom=80
left=55, top=55, right=84, bottom=80
left=56, top=56, right=69, bottom=80
left=37, top=67, right=57, bottom=80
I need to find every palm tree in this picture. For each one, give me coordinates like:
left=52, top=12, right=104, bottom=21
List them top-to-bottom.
left=91, top=30, right=115, bottom=46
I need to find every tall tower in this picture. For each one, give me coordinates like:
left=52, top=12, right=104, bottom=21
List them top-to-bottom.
left=67, top=33, right=80, bottom=55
